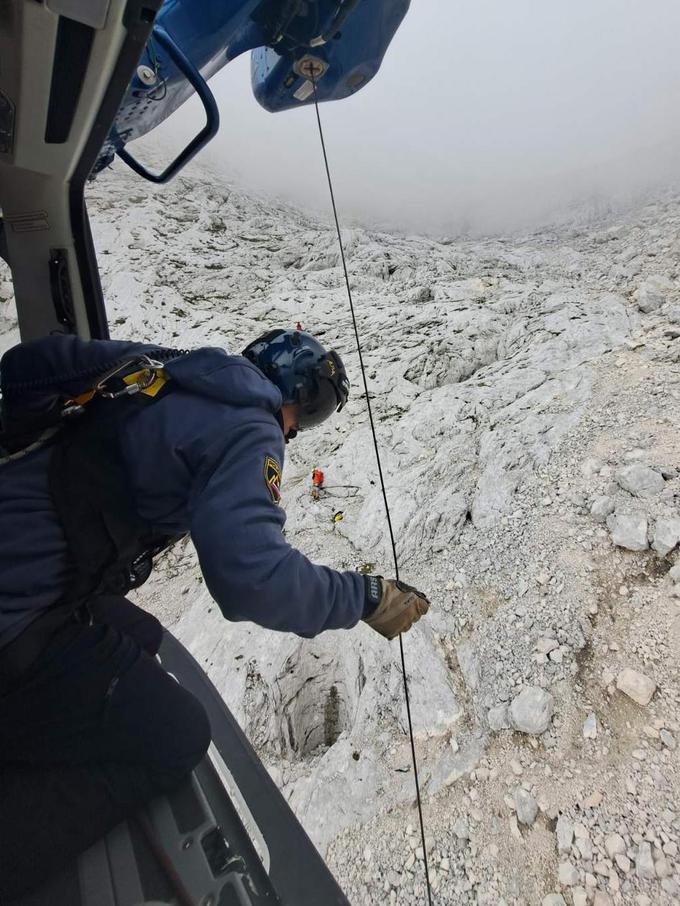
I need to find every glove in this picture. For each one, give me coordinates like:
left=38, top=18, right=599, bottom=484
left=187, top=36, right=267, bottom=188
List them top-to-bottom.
left=362, top=576, right=430, bottom=640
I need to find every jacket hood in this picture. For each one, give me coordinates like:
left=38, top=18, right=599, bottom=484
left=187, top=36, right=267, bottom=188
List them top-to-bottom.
left=165, top=347, right=282, bottom=413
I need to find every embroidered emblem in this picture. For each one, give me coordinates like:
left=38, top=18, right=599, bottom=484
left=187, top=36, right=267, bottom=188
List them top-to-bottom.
left=264, top=455, right=282, bottom=504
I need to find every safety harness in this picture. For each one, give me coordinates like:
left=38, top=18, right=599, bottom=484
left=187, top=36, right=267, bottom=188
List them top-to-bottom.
left=0, top=349, right=188, bottom=605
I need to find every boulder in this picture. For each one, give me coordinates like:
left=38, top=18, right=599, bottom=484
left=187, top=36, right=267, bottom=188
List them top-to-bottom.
left=634, top=275, right=674, bottom=313
left=615, top=464, right=665, bottom=498
left=606, top=511, right=648, bottom=551
left=652, top=517, right=680, bottom=556
left=510, top=686, right=554, bottom=735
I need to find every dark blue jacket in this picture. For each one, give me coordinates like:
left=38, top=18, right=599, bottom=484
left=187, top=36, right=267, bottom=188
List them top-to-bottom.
left=0, top=337, right=366, bottom=649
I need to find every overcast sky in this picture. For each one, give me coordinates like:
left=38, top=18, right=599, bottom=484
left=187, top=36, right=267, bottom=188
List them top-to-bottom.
left=152, top=0, right=680, bottom=235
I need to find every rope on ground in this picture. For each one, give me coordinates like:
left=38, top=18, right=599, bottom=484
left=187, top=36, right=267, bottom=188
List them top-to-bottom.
left=310, top=77, right=434, bottom=906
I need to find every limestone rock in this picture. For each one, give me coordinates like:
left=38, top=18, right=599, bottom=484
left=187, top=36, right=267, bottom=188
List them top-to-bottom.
left=634, top=275, right=674, bottom=312
left=666, top=303, right=680, bottom=323
left=615, top=464, right=665, bottom=497
left=590, top=495, right=615, bottom=522
left=606, top=511, right=649, bottom=551
left=652, top=517, right=680, bottom=556
left=536, top=637, right=559, bottom=654
left=616, top=668, right=656, bottom=706
left=510, top=686, right=554, bottom=735
left=487, top=703, right=511, bottom=731
left=583, top=713, right=597, bottom=739
left=660, top=729, right=676, bottom=749
left=426, top=737, right=484, bottom=795
left=514, top=788, right=538, bottom=826
left=556, top=815, right=574, bottom=854
left=452, top=818, right=470, bottom=840
left=604, top=833, right=625, bottom=859
left=635, top=841, right=656, bottom=879
left=615, top=853, right=631, bottom=873
left=655, top=855, right=672, bottom=879
left=558, top=861, right=579, bottom=886
left=572, top=888, right=588, bottom=906
left=592, top=893, right=613, bottom=906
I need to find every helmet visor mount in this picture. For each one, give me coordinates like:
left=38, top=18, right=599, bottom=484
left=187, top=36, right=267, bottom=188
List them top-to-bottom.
left=295, top=350, right=349, bottom=431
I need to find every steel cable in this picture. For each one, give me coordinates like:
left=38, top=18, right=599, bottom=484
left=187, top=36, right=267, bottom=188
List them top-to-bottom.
left=310, top=79, right=434, bottom=906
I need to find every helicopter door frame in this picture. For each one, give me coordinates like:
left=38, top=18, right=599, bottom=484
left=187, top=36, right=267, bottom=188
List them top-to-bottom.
left=0, top=0, right=161, bottom=341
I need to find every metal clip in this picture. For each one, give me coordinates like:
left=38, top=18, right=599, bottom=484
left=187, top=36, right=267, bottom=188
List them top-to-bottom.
left=96, top=356, right=164, bottom=399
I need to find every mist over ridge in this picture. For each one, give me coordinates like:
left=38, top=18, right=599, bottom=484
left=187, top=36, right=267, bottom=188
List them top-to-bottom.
left=141, top=0, right=680, bottom=237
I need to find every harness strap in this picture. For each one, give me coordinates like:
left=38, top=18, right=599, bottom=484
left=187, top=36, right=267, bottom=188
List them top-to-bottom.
left=48, top=381, right=182, bottom=603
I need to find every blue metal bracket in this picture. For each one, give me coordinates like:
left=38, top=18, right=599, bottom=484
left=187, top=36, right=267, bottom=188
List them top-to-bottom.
left=116, top=26, right=219, bottom=183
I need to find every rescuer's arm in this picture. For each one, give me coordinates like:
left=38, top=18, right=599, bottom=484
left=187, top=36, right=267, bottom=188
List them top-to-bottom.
left=189, top=416, right=369, bottom=636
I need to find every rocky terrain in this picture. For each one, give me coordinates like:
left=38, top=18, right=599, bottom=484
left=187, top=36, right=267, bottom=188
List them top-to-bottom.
left=1, top=162, right=679, bottom=906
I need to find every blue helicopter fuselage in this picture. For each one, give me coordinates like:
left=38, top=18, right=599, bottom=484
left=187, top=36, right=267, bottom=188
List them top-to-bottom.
left=97, top=0, right=409, bottom=179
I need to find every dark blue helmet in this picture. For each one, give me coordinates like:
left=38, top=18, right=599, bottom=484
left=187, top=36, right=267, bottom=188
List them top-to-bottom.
left=242, top=329, right=350, bottom=430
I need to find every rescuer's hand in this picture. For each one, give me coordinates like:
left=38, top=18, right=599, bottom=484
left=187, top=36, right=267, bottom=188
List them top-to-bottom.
left=363, top=578, right=430, bottom=640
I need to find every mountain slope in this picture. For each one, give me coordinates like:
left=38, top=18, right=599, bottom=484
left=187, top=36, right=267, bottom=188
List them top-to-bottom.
left=1, top=162, right=679, bottom=905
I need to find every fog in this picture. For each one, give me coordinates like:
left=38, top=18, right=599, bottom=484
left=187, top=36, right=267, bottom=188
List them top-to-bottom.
left=154, top=0, right=680, bottom=236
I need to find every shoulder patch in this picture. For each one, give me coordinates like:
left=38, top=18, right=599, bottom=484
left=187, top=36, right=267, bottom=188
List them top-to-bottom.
left=264, top=455, right=282, bottom=504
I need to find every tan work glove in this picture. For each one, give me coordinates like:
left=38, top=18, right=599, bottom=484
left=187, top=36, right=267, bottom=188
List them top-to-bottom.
left=362, top=577, right=430, bottom=640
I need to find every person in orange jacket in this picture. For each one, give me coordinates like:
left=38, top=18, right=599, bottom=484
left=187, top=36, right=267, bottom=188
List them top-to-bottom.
left=311, top=467, right=325, bottom=500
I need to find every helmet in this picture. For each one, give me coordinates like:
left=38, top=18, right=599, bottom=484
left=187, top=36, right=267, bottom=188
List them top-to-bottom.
left=242, top=329, right=350, bottom=430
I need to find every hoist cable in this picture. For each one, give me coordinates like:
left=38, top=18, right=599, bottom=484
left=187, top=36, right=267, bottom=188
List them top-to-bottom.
left=310, top=80, right=434, bottom=906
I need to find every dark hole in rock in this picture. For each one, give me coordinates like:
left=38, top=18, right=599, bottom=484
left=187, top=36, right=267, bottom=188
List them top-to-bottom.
left=276, top=655, right=356, bottom=758
left=324, top=685, right=341, bottom=748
